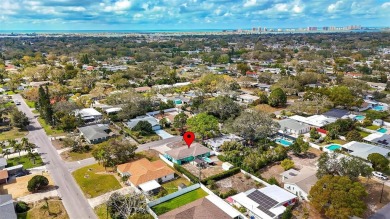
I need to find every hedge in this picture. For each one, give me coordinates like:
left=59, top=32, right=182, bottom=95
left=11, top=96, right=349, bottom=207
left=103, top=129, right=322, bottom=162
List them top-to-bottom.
left=173, top=164, right=199, bottom=183
left=201, top=167, right=241, bottom=184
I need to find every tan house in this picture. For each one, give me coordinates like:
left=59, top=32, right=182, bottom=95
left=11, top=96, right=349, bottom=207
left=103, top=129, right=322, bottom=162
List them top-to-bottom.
left=117, top=158, right=175, bottom=194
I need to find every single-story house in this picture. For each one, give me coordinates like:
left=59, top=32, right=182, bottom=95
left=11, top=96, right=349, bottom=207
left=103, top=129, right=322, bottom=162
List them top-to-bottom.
left=238, top=94, right=259, bottom=104
left=357, top=101, right=372, bottom=112
left=104, top=107, right=122, bottom=115
left=75, top=108, right=103, bottom=123
left=322, top=109, right=349, bottom=119
left=127, top=115, right=161, bottom=131
left=289, top=115, right=336, bottom=128
left=278, top=119, right=311, bottom=136
left=373, top=119, right=384, bottom=126
left=78, top=124, right=110, bottom=144
left=364, top=133, right=390, bottom=147
left=204, top=134, right=242, bottom=152
left=342, top=141, right=390, bottom=160
left=164, top=143, right=212, bottom=165
left=0, top=158, right=6, bottom=169
left=117, top=158, right=175, bottom=194
left=4, top=165, right=23, bottom=176
left=283, top=167, right=318, bottom=201
left=280, top=169, right=300, bottom=182
left=0, top=170, right=8, bottom=184
left=231, top=185, right=297, bottom=219
left=0, top=194, right=17, bottom=219
left=159, top=195, right=244, bottom=219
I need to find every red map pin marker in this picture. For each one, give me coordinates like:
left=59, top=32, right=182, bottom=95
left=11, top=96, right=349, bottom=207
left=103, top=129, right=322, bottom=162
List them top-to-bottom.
left=183, top=131, right=195, bottom=148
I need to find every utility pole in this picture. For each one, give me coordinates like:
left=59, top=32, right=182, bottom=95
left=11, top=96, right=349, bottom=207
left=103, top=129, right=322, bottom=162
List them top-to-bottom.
left=380, top=181, right=385, bottom=203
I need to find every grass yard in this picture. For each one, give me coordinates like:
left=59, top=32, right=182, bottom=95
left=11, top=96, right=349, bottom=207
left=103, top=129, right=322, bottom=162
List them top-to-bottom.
left=24, top=99, right=35, bottom=108
left=253, top=104, right=282, bottom=113
left=37, top=117, right=65, bottom=136
left=366, top=125, right=380, bottom=131
left=0, top=127, right=28, bottom=141
left=124, top=128, right=160, bottom=144
left=359, top=131, right=370, bottom=137
left=135, top=149, right=160, bottom=162
left=60, top=150, right=93, bottom=162
left=6, top=154, right=44, bottom=169
left=72, top=163, right=122, bottom=198
left=161, top=178, right=192, bottom=194
left=151, top=188, right=208, bottom=215
left=17, top=198, right=69, bottom=219
left=94, top=204, right=112, bottom=219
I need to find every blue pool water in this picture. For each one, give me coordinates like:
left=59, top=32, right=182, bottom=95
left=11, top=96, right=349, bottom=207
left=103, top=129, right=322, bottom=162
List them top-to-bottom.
left=373, top=105, right=385, bottom=111
left=355, top=115, right=365, bottom=121
left=378, top=128, right=388, bottom=133
left=276, top=139, right=293, bottom=147
left=326, top=144, right=342, bottom=151
left=203, top=157, right=212, bottom=163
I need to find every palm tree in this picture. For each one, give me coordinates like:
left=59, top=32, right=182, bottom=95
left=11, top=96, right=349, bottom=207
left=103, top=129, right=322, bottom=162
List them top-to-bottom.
left=20, top=137, right=29, bottom=153
left=0, top=141, right=5, bottom=155
left=14, top=143, right=23, bottom=159
left=26, top=143, right=37, bottom=164
left=3, top=148, right=11, bottom=159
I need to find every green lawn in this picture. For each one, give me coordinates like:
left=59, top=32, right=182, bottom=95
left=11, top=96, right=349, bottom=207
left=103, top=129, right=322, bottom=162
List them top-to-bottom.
left=25, top=100, right=35, bottom=108
left=37, top=117, right=65, bottom=136
left=366, top=125, right=380, bottom=131
left=0, top=127, right=28, bottom=141
left=124, top=128, right=160, bottom=144
left=359, top=131, right=370, bottom=137
left=61, top=150, right=93, bottom=162
left=6, top=153, right=44, bottom=169
left=72, top=163, right=122, bottom=198
left=161, top=178, right=192, bottom=194
left=151, top=188, right=208, bottom=215
left=17, top=199, right=68, bottom=219
left=94, top=204, right=112, bottom=219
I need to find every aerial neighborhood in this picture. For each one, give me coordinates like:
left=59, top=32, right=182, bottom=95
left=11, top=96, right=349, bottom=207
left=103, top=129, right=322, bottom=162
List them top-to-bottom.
left=1, top=31, right=390, bottom=219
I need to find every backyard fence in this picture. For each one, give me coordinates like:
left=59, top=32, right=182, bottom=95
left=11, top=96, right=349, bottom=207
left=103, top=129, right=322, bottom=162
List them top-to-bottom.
left=159, top=154, right=174, bottom=167
left=240, top=169, right=270, bottom=187
left=147, top=184, right=200, bottom=207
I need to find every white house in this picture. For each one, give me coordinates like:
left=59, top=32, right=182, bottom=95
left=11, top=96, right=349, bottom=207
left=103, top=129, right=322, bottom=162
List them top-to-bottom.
left=238, top=94, right=259, bottom=104
left=74, top=108, right=103, bottom=123
left=278, top=119, right=311, bottom=136
left=282, top=167, right=318, bottom=201
left=231, top=185, right=297, bottom=219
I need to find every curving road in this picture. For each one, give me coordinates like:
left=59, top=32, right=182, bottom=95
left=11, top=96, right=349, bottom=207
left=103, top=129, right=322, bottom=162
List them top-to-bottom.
left=13, top=94, right=97, bottom=219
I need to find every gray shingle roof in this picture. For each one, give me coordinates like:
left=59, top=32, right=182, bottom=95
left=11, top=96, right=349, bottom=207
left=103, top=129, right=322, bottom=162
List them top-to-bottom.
left=323, top=109, right=349, bottom=118
left=127, top=115, right=160, bottom=129
left=278, top=119, right=310, bottom=131
left=78, top=124, right=109, bottom=141
left=165, top=143, right=212, bottom=160
left=0, top=158, right=6, bottom=167
left=0, top=195, right=17, bottom=219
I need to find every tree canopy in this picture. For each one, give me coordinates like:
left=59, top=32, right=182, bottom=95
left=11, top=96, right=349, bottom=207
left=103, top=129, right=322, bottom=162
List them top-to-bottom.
left=268, top=88, right=287, bottom=107
left=186, top=113, right=219, bottom=140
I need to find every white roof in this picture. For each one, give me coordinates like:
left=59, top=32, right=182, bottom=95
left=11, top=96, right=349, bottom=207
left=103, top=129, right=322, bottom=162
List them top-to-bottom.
left=239, top=94, right=259, bottom=100
left=105, top=107, right=122, bottom=114
left=76, top=108, right=102, bottom=117
left=289, top=115, right=336, bottom=127
left=363, top=132, right=390, bottom=143
left=342, top=141, right=390, bottom=160
left=138, top=180, right=161, bottom=192
left=259, top=185, right=296, bottom=203
left=232, top=192, right=274, bottom=219
left=205, top=195, right=242, bottom=218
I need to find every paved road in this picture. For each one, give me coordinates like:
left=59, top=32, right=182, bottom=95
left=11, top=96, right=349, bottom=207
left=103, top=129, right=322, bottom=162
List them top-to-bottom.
left=13, top=94, right=97, bottom=219
left=136, top=136, right=182, bottom=152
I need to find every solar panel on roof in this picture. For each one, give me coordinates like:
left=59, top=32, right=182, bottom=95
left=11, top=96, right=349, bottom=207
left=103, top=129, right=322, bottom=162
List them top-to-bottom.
left=247, top=190, right=278, bottom=217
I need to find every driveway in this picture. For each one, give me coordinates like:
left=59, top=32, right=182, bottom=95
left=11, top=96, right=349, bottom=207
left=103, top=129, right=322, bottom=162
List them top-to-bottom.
left=13, top=94, right=97, bottom=219
left=87, top=186, right=136, bottom=208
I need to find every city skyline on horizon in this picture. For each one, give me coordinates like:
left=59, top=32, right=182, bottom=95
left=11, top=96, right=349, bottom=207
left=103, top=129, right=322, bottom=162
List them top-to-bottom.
left=1, top=0, right=390, bottom=30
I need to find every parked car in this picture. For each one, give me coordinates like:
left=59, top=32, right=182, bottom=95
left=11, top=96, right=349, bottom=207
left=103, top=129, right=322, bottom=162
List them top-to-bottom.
left=14, top=100, right=21, bottom=105
left=373, top=171, right=388, bottom=180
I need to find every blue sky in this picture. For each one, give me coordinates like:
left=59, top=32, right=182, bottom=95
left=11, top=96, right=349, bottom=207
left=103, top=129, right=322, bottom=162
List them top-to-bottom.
left=1, top=0, right=390, bottom=30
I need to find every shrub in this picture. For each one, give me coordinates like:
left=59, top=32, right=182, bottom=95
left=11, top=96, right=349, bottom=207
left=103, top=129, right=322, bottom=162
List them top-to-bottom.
left=132, top=121, right=153, bottom=134
left=217, top=155, right=226, bottom=162
left=281, top=159, right=295, bottom=170
left=173, top=164, right=199, bottom=183
left=201, top=167, right=240, bottom=184
left=27, top=175, right=49, bottom=192
left=268, top=177, right=280, bottom=186
left=207, top=180, right=217, bottom=190
left=219, top=189, right=238, bottom=199
left=15, top=201, right=29, bottom=213
left=281, top=206, right=293, bottom=219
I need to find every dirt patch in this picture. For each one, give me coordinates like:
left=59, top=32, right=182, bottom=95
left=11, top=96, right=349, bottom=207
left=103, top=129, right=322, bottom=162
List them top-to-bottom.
left=51, top=140, right=65, bottom=150
left=289, top=147, right=322, bottom=170
left=135, top=149, right=161, bottom=161
left=182, top=157, right=225, bottom=179
left=258, top=163, right=284, bottom=183
left=215, top=172, right=264, bottom=194
left=0, top=173, right=55, bottom=198
left=361, top=178, right=390, bottom=218
left=25, top=197, right=69, bottom=219
left=293, top=201, right=325, bottom=219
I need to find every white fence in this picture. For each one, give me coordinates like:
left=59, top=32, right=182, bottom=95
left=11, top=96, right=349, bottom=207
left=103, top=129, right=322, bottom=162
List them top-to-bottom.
left=357, top=126, right=376, bottom=134
left=159, top=154, right=174, bottom=167
left=240, top=169, right=270, bottom=187
left=147, top=184, right=201, bottom=207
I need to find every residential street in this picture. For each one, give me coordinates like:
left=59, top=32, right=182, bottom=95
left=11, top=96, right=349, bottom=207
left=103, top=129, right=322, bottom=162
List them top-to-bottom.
left=13, top=94, right=98, bottom=219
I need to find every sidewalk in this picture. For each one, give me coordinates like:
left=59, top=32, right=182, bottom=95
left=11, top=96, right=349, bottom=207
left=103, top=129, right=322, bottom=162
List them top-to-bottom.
left=87, top=186, right=135, bottom=208
left=16, top=190, right=58, bottom=203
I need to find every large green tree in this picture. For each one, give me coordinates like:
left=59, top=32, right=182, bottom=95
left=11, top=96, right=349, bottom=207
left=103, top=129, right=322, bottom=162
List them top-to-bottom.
left=268, top=88, right=287, bottom=107
left=200, top=96, right=241, bottom=120
left=10, top=109, right=30, bottom=130
left=230, top=111, right=280, bottom=145
left=173, top=112, right=188, bottom=133
left=186, top=113, right=219, bottom=140
left=345, top=130, right=363, bottom=142
left=289, top=135, right=310, bottom=155
left=367, top=153, right=389, bottom=172
left=309, top=175, right=367, bottom=219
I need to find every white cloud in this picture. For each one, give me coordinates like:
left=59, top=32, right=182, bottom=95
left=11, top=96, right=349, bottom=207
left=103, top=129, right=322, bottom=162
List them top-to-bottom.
left=0, top=0, right=20, bottom=15
left=104, top=0, right=132, bottom=13
left=244, top=0, right=257, bottom=7
left=328, top=1, right=343, bottom=13
left=382, top=2, right=390, bottom=8
left=275, top=3, right=288, bottom=12
left=66, top=6, right=86, bottom=12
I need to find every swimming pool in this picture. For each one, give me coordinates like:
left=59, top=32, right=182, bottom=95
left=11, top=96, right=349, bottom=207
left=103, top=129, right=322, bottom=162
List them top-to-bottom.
left=373, top=105, right=385, bottom=111
left=355, top=115, right=365, bottom=121
left=378, top=128, right=388, bottom=133
left=276, top=138, right=293, bottom=147
left=326, top=144, right=342, bottom=151
left=203, top=157, right=213, bottom=163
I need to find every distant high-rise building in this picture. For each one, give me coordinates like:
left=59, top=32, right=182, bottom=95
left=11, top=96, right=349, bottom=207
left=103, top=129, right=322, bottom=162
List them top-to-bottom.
left=252, top=27, right=258, bottom=32
left=307, top=27, right=318, bottom=31
left=323, top=27, right=329, bottom=31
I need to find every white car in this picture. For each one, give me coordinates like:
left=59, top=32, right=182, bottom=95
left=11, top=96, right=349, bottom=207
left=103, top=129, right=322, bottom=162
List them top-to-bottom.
left=14, top=100, right=21, bottom=105
left=373, top=171, right=388, bottom=180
